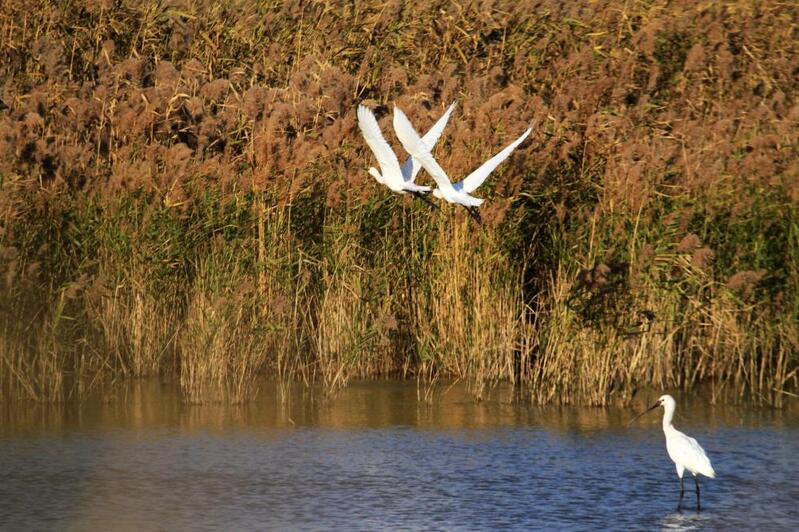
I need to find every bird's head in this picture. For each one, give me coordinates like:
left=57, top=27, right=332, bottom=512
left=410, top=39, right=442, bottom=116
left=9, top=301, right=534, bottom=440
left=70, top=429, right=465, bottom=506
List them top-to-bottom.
left=629, top=394, right=675, bottom=425
left=657, top=394, right=676, bottom=411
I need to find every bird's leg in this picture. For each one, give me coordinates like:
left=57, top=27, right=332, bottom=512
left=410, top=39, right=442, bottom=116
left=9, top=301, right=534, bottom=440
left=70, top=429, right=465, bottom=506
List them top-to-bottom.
left=411, top=191, right=438, bottom=210
left=465, top=206, right=482, bottom=225
left=677, top=476, right=685, bottom=511
left=694, top=476, right=701, bottom=512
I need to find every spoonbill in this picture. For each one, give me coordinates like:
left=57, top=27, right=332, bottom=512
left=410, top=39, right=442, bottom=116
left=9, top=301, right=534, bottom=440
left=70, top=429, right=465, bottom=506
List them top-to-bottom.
left=357, top=103, right=455, bottom=206
left=392, top=105, right=531, bottom=223
left=630, top=394, right=716, bottom=511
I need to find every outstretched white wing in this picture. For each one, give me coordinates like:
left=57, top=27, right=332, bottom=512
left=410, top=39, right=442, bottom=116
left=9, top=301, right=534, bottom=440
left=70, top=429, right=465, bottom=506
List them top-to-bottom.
left=400, top=103, right=456, bottom=183
left=357, top=105, right=404, bottom=188
left=392, top=106, right=458, bottom=197
left=457, top=127, right=531, bottom=193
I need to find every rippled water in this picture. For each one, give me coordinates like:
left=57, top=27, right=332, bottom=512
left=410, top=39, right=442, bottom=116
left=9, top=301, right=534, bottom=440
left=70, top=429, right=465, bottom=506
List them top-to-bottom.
left=1, top=381, right=798, bottom=531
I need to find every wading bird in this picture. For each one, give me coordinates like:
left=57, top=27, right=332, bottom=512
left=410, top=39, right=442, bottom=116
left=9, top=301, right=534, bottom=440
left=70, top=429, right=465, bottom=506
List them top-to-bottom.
left=357, top=103, right=455, bottom=207
left=392, top=105, right=531, bottom=223
left=630, top=394, right=716, bottom=511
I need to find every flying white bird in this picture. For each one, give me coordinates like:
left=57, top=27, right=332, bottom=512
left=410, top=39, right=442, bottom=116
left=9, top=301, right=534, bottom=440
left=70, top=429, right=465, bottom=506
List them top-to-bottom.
left=357, top=103, right=455, bottom=206
left=392, top=105, right=531, bottom=223
left=630, top=394, right=716, bottom=511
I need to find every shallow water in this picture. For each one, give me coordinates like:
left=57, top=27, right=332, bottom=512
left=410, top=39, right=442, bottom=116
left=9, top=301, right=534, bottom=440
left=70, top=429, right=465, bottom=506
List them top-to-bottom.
left=1, top=381, right=798, bottom=531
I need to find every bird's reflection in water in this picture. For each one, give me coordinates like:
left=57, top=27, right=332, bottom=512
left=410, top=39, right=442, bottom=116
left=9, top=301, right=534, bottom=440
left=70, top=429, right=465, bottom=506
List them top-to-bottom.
left=660, top=510, right=711, bottom=531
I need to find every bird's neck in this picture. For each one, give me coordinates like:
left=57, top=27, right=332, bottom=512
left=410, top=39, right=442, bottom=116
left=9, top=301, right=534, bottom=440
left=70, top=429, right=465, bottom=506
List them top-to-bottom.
left=662, top=407, right=676, bottom=433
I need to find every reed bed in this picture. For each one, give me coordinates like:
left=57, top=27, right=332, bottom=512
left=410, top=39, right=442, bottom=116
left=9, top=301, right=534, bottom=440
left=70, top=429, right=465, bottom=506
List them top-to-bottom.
left=0, top=0, right=796, bottom=405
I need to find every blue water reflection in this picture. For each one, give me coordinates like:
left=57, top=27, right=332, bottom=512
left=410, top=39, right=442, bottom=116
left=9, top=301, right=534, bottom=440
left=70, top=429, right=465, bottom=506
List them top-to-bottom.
left=1, top=381, right=797, bottom=531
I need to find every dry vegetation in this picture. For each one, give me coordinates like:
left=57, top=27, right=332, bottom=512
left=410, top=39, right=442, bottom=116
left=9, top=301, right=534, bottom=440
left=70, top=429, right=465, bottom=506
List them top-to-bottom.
left=0, top=0, right=797, bottom=405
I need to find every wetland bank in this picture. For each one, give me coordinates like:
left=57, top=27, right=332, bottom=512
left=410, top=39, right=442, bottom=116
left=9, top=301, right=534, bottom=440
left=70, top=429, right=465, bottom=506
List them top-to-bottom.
left=0, top=1, right=797, bottom=406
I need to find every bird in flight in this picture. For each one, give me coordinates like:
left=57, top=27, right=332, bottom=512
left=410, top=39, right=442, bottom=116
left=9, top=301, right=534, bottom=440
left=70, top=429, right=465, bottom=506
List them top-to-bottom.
left=357, top=103, right=455, bottom=208
left=392, top=105, right=531, bottom=224
left=629, top=394, right=716, bottom=511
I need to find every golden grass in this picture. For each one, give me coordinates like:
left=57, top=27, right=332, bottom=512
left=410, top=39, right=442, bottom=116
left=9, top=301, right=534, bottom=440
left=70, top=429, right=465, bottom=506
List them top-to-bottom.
left=0, top=0, right=796, bottom=405
left=413, top=215, right=527, bottom=400
left=527, top=234, right=797, bottom=406
left=179, top=253, right=266, bottom=404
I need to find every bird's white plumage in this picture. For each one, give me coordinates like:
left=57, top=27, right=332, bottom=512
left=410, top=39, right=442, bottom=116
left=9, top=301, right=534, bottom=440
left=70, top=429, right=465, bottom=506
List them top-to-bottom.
left=400, top=102, right=456, bottom=183
left=357, top=103, right=455, bottom=194
left=357, top=105, right=406, bottom=191
left=392, top=105, right=530, bottom=208
left=391, top=106, right=463, bottom=197
left=456, top=128, right=531, bottom=193
left=631, top=393, right=715, bottom=510
left=660, top=396, right=716, bottom=479
left=666, top=430, right=716, bottom=479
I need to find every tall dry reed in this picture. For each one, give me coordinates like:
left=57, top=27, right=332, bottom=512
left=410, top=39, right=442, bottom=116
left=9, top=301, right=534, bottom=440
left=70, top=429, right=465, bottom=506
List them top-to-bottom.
left=0, top=0, right=796, bottom=404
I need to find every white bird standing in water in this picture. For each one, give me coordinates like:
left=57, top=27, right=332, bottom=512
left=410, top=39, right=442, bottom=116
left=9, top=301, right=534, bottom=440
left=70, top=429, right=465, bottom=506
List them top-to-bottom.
left=357, top=103, right=455, bottom=205
left=392, top=105, right=531, bottom=223
left=630, top=394, right=716, bottom=511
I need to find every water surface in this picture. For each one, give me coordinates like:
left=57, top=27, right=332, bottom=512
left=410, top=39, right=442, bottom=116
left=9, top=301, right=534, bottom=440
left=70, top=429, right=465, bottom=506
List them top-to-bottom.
left=1, top=381, right=797, bottom=530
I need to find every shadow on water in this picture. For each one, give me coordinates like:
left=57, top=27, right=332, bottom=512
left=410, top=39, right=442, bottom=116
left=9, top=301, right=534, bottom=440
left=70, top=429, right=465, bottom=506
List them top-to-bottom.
left=1, top=380, right=798, bottom=530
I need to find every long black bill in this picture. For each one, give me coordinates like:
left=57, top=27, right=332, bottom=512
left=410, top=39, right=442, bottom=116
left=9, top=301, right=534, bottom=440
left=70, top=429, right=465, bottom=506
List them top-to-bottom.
left=411, top=191, right=439, bottom=210
left=627, top=402, right=660, bottom=426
